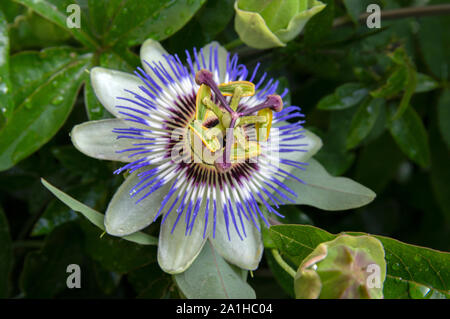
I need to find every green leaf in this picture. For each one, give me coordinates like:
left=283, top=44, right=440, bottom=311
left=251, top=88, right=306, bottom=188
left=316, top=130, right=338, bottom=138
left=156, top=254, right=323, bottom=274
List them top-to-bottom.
left=14, top=0, right=99, bottom=49
left=16, top=0, right=206, bottom=49
left=103, top=0, right=207, bottom=47
left=165, top=0, right=235, bottom=51
left=195, top=0, right=234, bottom=41
left=304, top=0, right=334, bottom=45
left=342, top=0, right=374, bottom=24
left=0, top=1, right=23, bottom=22
left=0, top=9, right=14, bottom=125
left=8, top=10, right=71, bottom=52
left=418, top=15, right=450, bottom=80
left=10, top=47, right=79, bottom=107
left=372, top=47, right=417, bottom=119
left=99, top=49, right=137, bottom=73
left=0, top=50, right=91, bottom=171
left=370, top=67, right=408, bottom=99
left=394, top=68, right=417, bottom=120
left=415, top=73, right=440, bottom=93
left=317, top=83, right=368, bottom=110
left=437, top=89, right=450, bottom=148
left=346, top=98, right=384, bottom=150
left=361, top=99, right=387, bottom=145
left=388, top=105, right=431, bottom=168
left=314, top=107, right=357, bottom=175
left=430, top=121, right=450, bottom=225
left=355, top=133, right=404, bottom=193
left=51, top=145, right=110, bottom=178
left=284, top=158, right=376, bottom=211
left=41, top=178, right=158, bottom=246
left=32, top=182, right=108, bottom=236
left=31, top=198, right=78, bottom=237
left=277, top=205, right=313, bottom=226
left=0, top=206, right=12, bottom=298
left=80, top=221, right=158, bottom=274
left=20, top=222, right=85, bottom=298
left=261, top=223, right=276, bottom=249
left=269, top=224, right=335, bottom=266
left=269, top=225, right=450, bottom=298
left=377, top=236, right=450, bottom=299
left=174, top=241, right=256, bottom=299
left=265, top=250, right=295, bottom=297
left=91, top=261, right=121, bottom=296
left=128, top=263, right=173, bottom=298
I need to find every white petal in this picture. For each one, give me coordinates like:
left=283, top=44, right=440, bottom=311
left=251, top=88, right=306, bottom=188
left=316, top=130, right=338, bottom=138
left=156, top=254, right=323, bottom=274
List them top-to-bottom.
left=139, top=39, right=175, bottom=83
left=197, top=41, right=229, bottom=83
left=90, top=67, right=143, bottom=119
left=71, top=119, right=136, bottom=162
left=104, top=170, right=172, bottom=236
left=158, top=201, right=212, bottom=274
left=211, top=208, right=263, bottom=271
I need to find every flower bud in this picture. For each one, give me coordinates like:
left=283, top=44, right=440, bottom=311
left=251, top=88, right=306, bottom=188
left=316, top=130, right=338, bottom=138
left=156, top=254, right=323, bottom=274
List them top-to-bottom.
left=234, top=0, right=326, bottom=49
left=294, top=235, right=386, bottom=299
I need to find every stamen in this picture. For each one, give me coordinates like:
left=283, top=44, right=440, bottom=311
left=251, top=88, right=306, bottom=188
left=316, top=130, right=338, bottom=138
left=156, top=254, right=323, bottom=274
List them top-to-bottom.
left=240, top=94, right=283, bottom=116
left=202, top=96, right=223, bottom=119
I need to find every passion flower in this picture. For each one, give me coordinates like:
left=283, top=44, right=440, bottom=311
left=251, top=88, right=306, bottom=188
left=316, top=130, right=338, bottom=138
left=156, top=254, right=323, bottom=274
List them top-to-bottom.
left=71, top=39, right=321, bottom=274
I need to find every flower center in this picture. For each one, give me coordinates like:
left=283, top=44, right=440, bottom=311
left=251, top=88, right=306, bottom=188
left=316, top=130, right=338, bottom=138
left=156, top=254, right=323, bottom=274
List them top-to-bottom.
left=189, top=69, right=283, bottom=173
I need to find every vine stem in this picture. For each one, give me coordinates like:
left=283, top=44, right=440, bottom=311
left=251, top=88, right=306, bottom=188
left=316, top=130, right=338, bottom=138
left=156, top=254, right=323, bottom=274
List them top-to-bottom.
left=333, top=4, right=450, bottom=28
left=224, top=38, right=244, bottom=50
left=271, top=249, right=296, bottom=279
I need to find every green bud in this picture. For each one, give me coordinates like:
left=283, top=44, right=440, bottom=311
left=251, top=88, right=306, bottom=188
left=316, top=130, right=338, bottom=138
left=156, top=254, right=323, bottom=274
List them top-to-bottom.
left=234, top=0, right=326, bottom=49
left=294, top=235, right=386, bottom=299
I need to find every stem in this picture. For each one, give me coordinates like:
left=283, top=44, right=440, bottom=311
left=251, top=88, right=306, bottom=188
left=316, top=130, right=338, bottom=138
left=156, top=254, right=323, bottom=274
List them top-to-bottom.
left=333, top=4, right=450, bottom=28
left=224, top=38, right=244, bottom=51
left=271, top=249, right=296, bottom=278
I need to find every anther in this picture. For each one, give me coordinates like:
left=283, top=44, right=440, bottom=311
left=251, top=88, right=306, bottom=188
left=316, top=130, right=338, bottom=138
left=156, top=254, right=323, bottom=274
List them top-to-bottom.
left=241, top=94, right=283, bottom=116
